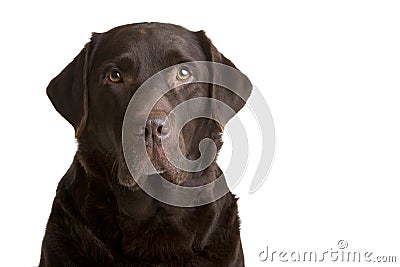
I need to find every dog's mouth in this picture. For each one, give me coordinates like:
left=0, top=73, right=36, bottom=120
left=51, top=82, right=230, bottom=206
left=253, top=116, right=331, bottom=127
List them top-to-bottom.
left=118, top=120, right=189, bottom=191
left=117, top=146, right=187, bottom=190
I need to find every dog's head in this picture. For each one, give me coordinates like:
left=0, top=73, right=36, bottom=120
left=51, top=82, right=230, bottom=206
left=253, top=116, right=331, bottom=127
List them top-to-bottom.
left=47, top=23, right=251, bottom=191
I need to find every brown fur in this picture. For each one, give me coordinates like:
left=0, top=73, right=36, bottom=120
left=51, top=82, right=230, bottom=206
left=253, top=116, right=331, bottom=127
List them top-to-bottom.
left=40, top=22, right=251, bottom=266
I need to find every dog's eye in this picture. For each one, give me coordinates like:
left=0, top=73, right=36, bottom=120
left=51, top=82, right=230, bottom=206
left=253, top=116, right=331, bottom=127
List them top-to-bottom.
left=176, top=66, right=191, bottom=81
left=108, top=70, right=123, bottom=83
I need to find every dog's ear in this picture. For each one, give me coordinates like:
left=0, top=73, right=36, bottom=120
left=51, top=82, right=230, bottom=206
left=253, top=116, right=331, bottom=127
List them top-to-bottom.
left=196, top=30, right=252, bottom=130
left=46, top=37, right=95, bottom=138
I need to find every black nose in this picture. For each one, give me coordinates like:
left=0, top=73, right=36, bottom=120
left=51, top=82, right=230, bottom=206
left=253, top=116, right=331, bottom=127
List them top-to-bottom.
left=145, top=114, right=170, bottom=143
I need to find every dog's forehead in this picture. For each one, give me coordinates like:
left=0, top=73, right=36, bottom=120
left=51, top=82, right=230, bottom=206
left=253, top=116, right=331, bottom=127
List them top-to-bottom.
left=97, top=23, right=200, bottom=58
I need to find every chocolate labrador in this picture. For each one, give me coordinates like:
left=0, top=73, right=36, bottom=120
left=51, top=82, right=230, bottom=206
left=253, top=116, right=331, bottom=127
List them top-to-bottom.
left=40, top=22, right=252, bottom=267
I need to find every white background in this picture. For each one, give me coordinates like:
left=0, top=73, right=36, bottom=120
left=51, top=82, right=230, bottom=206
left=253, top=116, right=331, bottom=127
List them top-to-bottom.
left=1, top=1, right=399, bottom=266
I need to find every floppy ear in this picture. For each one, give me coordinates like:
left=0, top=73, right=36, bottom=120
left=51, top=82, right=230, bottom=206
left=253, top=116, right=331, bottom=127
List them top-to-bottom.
left=196, top=31, right=252, bottom=130
left=46, top=42, right=91, bottom=138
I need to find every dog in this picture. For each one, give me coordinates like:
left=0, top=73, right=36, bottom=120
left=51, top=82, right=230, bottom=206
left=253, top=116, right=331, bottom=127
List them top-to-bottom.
left=40, top=22, right=252, bottom=267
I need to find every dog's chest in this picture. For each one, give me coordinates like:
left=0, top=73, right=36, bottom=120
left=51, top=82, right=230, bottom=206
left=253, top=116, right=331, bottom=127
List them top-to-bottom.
left=117, top=214, right=195, bottom=263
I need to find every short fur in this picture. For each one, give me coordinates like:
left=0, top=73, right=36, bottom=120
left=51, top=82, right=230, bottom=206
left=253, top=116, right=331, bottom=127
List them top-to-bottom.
left=40, top=22, right=252, bottom=267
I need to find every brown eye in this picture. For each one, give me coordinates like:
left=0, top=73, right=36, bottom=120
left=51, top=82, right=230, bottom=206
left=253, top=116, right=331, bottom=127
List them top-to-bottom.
left=176, top=66, right=191, bottom=81
left=108, top=70, right=122, bottom=83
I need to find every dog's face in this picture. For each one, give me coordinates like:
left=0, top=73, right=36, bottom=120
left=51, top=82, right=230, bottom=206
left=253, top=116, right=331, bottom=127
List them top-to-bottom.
left=47, top=23, right=251, bottom=191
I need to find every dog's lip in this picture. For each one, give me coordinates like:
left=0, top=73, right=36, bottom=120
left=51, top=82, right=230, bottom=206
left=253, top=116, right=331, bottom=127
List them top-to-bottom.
left=133, top=131, right=145, bottom=137
left=144, top=167, right=166, bottom=175
left=121, top=169, right=166, bottom=184
left=119, top=170, right=166, bottom=191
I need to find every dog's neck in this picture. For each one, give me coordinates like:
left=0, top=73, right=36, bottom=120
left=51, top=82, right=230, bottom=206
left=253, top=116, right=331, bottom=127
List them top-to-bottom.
left=72, top=153, right=224, bottom=226
left=55, top=155, right=235, bottom=264
left=67, top=157, right=224, bottom=263
left=114, top=179, right=184, bottom=219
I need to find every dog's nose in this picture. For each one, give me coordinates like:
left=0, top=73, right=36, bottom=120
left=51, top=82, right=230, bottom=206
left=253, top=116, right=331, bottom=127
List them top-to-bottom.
left=145, top=115, right=170, bottom=142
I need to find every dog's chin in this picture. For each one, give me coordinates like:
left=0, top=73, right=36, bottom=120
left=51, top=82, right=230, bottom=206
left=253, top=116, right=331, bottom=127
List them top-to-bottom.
left=118, top=156, right=188, bottom=190
left=118, top=167, right=188, bottom=192
left=118, top=169, right=183, bottom=191
left=118, top=171, right=166, bottom=192
left=119, top=180, right=140, bottom=192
